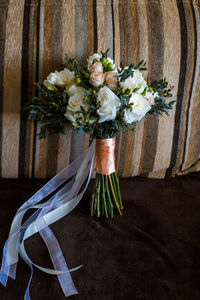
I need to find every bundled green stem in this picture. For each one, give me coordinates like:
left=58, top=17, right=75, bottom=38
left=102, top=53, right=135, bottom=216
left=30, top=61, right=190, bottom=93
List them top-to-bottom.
left=90, top=172, right=123, bottom=218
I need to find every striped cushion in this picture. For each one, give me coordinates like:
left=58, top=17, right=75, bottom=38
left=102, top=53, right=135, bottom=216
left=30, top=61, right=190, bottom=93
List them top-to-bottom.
left=0, top=0, right=199, bottom=178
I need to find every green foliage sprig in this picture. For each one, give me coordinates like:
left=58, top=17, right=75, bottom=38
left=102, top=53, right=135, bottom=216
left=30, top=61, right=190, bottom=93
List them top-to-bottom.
left=100, top=49, right=110, bottom=59
left=63, top=55, right=87, bottom=76
left=117, top=60, right=147, bottom=83
left=148, top=79, right=175, bottom=116
left=22, top=84, right=68, bottom=138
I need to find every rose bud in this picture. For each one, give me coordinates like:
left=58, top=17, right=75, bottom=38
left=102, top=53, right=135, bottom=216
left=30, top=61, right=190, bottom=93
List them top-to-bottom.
left=89, top=62, right=103, bottom=74
left=89, top=72, right=105, bottom=87
left=105, top=72, right=118, bottom=89
left=146, top=91, right=155, bottom=106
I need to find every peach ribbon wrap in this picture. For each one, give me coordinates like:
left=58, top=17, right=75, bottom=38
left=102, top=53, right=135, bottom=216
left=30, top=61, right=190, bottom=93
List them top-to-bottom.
left=95, top=138, right=116, bottom=175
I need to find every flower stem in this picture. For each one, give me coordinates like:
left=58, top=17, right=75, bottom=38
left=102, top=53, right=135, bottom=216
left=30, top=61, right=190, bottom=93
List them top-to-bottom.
left=91, top=172, right=123, bottom=218
left=114, top=172, right=123, bottom=210
left=111, top=173, right=119, bottom=205
left=97, top=174, right=101, bottom=218
left=108, top=174, right=122, bottom=216
left=102, top=175, right=108, bottom=218
left=94, top=176, right=98, bottom=214
left=105, top=176, right=114, bottom=218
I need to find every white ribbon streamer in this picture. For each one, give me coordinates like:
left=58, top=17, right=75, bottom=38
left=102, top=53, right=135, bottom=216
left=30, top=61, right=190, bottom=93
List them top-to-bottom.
left=0, top=139, right=96, bottom=299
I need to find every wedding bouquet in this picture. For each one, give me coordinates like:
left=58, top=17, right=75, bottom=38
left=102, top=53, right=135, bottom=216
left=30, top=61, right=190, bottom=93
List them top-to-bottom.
left=23, top=49, right=175, bottom=218
left=0, top=50, right=175, bottom=299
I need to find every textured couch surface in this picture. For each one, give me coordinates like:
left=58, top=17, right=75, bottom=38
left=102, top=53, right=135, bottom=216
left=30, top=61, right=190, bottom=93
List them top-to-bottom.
left=0, top=0, right=200, bottom=179
left=0, top=173, right=200, bottom=299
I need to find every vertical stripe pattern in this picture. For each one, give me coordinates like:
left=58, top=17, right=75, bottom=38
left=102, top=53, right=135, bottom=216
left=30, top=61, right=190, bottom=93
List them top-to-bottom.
left=0, top=0, right=200, bottom=179
left=0, top=0, right=9, bottom=177
left=2, top=0, right=24, bottom=178
left=19, top=0, right=32, bottom=178
left=141, top=1, right=164, bottom=176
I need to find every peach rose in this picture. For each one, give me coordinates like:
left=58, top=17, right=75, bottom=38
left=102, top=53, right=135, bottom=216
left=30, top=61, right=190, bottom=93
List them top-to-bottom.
left=89, top=62, right=103, bottom=73
left=89, top=72, right=105, bottom=87
left=105, top=72, right=118, bottom=89
left=146, top=91, right=155, bottom=106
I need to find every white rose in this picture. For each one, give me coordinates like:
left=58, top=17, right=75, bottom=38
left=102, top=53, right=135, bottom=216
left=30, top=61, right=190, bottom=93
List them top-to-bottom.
left=88, top=53, right=101, bottom=68
left=44, top=68, right=75, bottom=87
left=119, top=69, right=146, bottom=93
left=65, top=84, right=85, bottom=97
left=97, top=86, right=120, bottom=123
left=64, top=87, right=89, bottom=125
left=66, top=87, right=89, bottom=113
left=124, top=93, right=151, bottom=123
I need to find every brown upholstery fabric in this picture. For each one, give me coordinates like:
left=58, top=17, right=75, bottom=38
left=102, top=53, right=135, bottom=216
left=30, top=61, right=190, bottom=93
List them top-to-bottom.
left=0, top=0, right=200, bottom=179
left=0, top=174, right=200, bottom=299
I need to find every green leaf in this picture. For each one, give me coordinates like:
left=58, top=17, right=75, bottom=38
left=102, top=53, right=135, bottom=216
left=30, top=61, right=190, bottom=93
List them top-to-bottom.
left=100, top=49, right=110, bottom=58
left=141, top=87, right=147, bottom=96
left=33, top=96, right=41, bottom=101
left=120, top=96, right=126, bottom=105
left=169, top=100, right=176, bottom=105
left=80, top=106, right=85, bottom=113
left=30, top=110, right=38, bottom=114
left=78, top=128, right=84, bottom=133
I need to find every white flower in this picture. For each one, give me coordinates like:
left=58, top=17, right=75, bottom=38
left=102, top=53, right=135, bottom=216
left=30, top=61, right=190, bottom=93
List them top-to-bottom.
left=88, top=53, right=101, bottom=68
left=44, top=68, right=75, bottom=87
left=119, top=69, right=147, bottom=93
left=65, top=84, right=85, bottom=97
left=97, top=86, right=120, bottom=123
left=64, top=87, right=89, bottom=125
left=66, top=87, right=88, bottom=113
left=124, top=93, right=151, bottom=124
